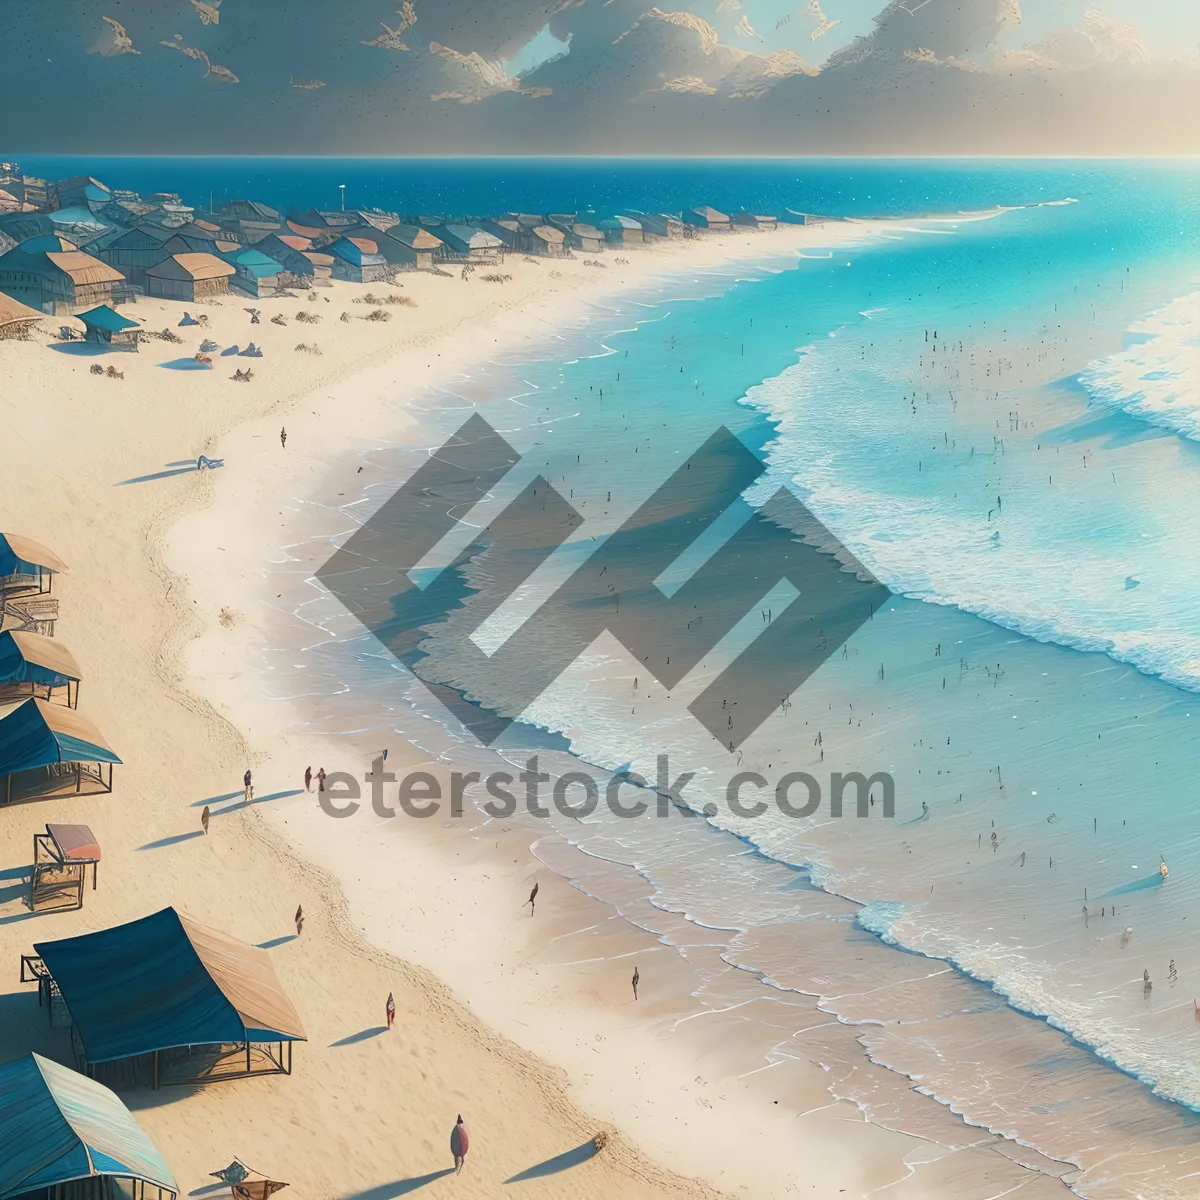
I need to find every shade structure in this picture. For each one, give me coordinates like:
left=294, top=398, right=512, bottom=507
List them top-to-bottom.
left=77, top=305, right=140, bottom=334
left=0, top=533, right=68, bottom=579
left=0, top=630, right=82, bottom=689
left=0, top=698, right=118, bottom=775
left=47, top=824, right=102, bottom=863
left=35, top=908, right=307, bottom=1065
left=0, top=1052, right=177, bottom=1200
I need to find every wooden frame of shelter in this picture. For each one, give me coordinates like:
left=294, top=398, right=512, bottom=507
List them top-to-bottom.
left=0, top=532, right=67, bottom=599
left=0, top=629, right=83, bottom=707
left=0, top=698, right=119, bottom=807
left=31, top=823, right=101, bottom=912
left=28, top=907, right=306, bottom=1090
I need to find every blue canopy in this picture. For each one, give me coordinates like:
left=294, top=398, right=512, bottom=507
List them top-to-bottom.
left=77, top=305, right=140, bottom=333
left=0, top=698, right=119, bottom=775
left=35, top=908, right=306, bottom=1065
left=0, top=1052, right=176, bottom=1200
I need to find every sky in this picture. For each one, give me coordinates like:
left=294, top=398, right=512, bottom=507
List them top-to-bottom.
left=5, top=0, right=1200, bottom=156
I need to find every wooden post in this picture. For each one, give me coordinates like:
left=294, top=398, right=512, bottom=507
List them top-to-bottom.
left=246, top=1041, right=252, bottom=1075
left=153, top=1050, right=159, bottom=1090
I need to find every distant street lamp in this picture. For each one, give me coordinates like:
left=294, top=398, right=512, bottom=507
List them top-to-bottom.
left=339, top=183, right=346, bottom=211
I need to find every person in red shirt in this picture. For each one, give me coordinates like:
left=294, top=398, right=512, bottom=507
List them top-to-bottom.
left=450, top=1115, right=469, bottom=1174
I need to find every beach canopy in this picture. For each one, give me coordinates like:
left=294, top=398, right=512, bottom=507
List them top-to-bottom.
left=0, top=293, right=44, bottom=330
left=77, top=305, right=140, bottom=334
left=0, top=533, right=68, bottom=579
left=0, top=630, right=82, bottom=688
left=0, top=698, right=118, bottom=775
left=35, top=908, right=307, bottom=1064
left=0, top=1052, right=177, bottom=1200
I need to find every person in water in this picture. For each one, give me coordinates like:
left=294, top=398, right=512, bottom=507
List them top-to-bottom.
left=451, top=1115, right=469, bottom=1174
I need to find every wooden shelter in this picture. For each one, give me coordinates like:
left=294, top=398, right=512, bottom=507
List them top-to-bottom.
left=683, top=206, right=731, bottom=232
left=732, top=211, right=777, bottom=230
left=597, top=215, right=643, bottom=246
left=90, top=224, right=173, bottom=288
left=371, top=225, right=444, bottom=270
left=435, top=225, right=505, bottom=263
left=529, top=225, right=567, bottom=257
left=254, top=233, right=316, bottom=280
left=0, top=235, right=124, bottom=315
left=328, top=236, right=389, bottom=283
left=145, top=253, right=234, bottom=301
left=0, top=292, right=43, bottom=340
left=78, top=304, right=141, bottom=350
left=0, top=533, right=67, bottom=598
left=0, top=629, right=82, bottom=706
left=0, top=697, right=119, bottom=806
left=31, top=823, right=101, bottom=912
left=29, top=907, right=307, bottom=1088
left=0, top=1053, right=177, bottom=1200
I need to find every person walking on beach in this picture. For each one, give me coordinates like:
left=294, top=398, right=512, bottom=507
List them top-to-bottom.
left=280, top=427, right=287, bottom=449
left=304, top=766, right=312, bottom=792
left=317, top=767, right=326, bottom=793
left=243, top=769, right=253, bottom=804
left=201, top=805, right=210, bottom=835
left=525, top=882, right=538, bottom=915
left=295, top=904, right=304, bottom=936
left=632, top=966, right=640, bottom=1001
left=386, top=992, right=395, bottom=1029
left=450, top=1115, right=469, bottom=1174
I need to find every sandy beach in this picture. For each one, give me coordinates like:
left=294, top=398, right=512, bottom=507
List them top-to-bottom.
left=0, top=222, right=1071, bottom=1200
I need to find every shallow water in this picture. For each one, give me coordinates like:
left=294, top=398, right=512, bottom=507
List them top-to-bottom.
left=262, top=162, right=1200, bottom=1195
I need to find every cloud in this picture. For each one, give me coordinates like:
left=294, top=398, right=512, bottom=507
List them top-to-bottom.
left=429, top=41, right=551, bottom=102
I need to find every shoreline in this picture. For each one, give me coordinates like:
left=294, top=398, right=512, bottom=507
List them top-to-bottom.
left=0, top=221, right=1066, bottom=1199
left=164, top=222, right=1078, bottom=1197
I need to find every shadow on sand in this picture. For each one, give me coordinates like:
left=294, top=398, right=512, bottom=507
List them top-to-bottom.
left=137, top=830, right=205, bottom=851
left=330, top=1026, right=388, bottom=1047
left=504, top=1141, right=597, bottom=1183
left=339, top=1172, right=454, bottom=1199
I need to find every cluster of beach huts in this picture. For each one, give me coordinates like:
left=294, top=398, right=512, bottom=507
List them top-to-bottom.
left=0, top=164, right=827, bottom=327
left=0, top=531, right=306, bottom=1200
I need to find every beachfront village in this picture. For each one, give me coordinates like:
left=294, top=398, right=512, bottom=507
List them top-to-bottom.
left=0, top=163, right=847, bottom=1200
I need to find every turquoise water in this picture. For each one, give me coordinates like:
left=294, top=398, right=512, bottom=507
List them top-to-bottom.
left=269, top=162, right=1200, bottom=1191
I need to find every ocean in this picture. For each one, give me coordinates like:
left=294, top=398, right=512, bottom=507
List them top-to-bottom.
left=99, top=156, right=1200, bottom=1193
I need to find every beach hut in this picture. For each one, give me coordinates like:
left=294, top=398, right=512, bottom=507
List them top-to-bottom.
left=52, top=175, right=112, bottom=213
left=217, top=200, right=281, bottom=244
left=683, top=206, right=731, bottom=233
left=777, top=209, right=829, bottom=226
left=732, top=211, right=778, bottom=230
left=597, top=215, right=643, bottom=246
left=547, top=217, right=604, bottom=253
left=478, top=219, right=521, bottom=251
left=90, top=224, right=173, bottom=287
left=371, top=225, right=444, bottom=270
left=436, top=225, right=505, bottom=263
left=528, top=225, right=567, bottom=257
left=254, top=233, right=316, bottom=279
left=0, top=236, right=124, bottom=316
left=327, top=236, right=389, bottom=283
left=221, top=248, right=284, bottom=298
left=301, top=251, right=333, bottom=282
left=145, top=253, right=234, bottom=302
left=0, top=292, right=43, bottom=340
left=78, top=305, right=141, bottom=350
left=0, top=533, right=67, bottom=598
left=0, top=630, right=80, bottom=706
left=0, top=697, right=119, bottom=806
left=31, top=823, right=102, bottom=912
left=29, top=907, right=307, bottom=1087
left=0, top=1052, right=178, bottom=1200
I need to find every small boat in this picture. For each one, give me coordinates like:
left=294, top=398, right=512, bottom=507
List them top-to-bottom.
left=1160, top=856, right=1169, bottom=880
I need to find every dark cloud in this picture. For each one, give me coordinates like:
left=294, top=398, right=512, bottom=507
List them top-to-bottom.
left=2, top=0, right=1198, bottom=155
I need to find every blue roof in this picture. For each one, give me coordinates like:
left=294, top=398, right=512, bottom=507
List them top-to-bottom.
left=227, top=248, right=282, bottom=278
left=77, top=305, right=140, bottom=333
left=0, top=698, right=120, bottom=775
left=35, top=908, right=306, bottom=1065
left=0, top=1053, right=176, bottom=1200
